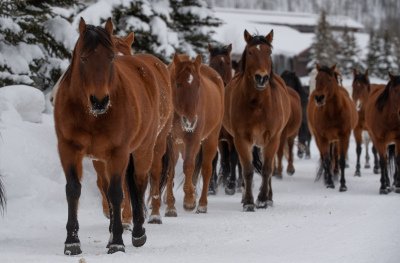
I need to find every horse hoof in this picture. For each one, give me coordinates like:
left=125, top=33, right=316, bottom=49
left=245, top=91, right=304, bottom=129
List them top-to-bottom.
left=297, top=152, right=304, bottom=159
left=305, top=154, right=311, bottom=160
left=345, top=163, right=349, bottom=168
left=364, top=163, right=371, bottom=169
left=287, top=167, right=295, bottom=176
left=373, top=167, right=380, bottom=174
left=354, top=170, right=361, bottom=177
left=275, top=174, right=283, bottom=180
left=326, top=183, right=335, bottom=189
left=225, top=185, right=236, bottom=195
left=339, top=185, right=347, bottom=192
left=395, top=187, right=400, bottom=194
left=379, top=188, right=390, bottom=195
left=208, top=189, right=217, bottom=196
left=256, top=199, right=268, bottom=209
left=267, top=200, right=273, bottom=207
left=183, top=201, right=196, bottom=211
left=243, top=204, right=256, bottom=212
left=196, top=205, right=207, bottom=213
left=165, top=207, right=178, bottom=217
left=148, top=215, right=162, bottom=224
left=132, top=232, right=147, bottom=247
left=64, top=243, right=82, bottom=256
left=107, top=244, right=125, bottom=254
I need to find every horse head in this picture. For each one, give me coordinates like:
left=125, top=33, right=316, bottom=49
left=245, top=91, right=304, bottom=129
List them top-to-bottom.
left=73, top=18, right=116, bottom=116
left=241, top=29, right=274, bottom=91
left=113, top=32, right=134, bottom=56
left=208, top=43, right=232, bottom=85
left=172, top=54, right=202, bottom=132
left=314, top=64, right=338, bottom=107
left=352, top=69, right=370, bottom=111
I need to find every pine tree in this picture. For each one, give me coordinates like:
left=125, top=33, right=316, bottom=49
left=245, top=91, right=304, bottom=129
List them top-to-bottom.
left=0, top=0, right=77, bottom=89
left=169, top=0, right=222, bottom=59
left=308, top=10, right=336, bottom=69
left=337, top=27, right=361, bottom=76
left=365, top=30, right=380, bottom=77
left=376, top=30, right=396, bottom=78
left=393, top=36, right=400, bottom=74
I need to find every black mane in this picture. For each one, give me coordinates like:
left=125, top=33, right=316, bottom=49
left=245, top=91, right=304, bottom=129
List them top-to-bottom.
left=82, top=25, right=113, bottom=54
left=209, top=45, right=230, bottom=57
left=318, top=65, right=335, bottom=76
left=281, top=70, right=308, bottom=99
left=353, top=73, right=370, bottom=85
left=376, top=75, right=400, bottom=111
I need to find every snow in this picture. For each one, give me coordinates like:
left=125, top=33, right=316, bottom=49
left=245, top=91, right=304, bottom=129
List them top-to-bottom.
left=44, top=17, right=78, bottom=51
left=0, top=42, right=43, bottom=75
left=0, top=83, right=399, bottom=262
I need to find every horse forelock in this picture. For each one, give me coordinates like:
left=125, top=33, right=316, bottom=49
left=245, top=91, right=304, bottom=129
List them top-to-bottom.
left=81, top=25, right=114, bottom=55
left=318, top=66, right=335, bottom=77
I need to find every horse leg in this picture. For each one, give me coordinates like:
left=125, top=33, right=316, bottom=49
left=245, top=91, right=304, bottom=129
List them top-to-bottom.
left=354, top=127, right=362, bottom=176
left=197, top=131, right=220, bottom=213
left=274, top=132, right=286, bottom=179
left=364, top=132, right=371, bottom=169
left=286, top=136, right=295, bottom=175
left=338, top=136, right=350, bottom=192
left=234, top=137, right=255, bottom=211
left=257, top=137, right=280, bottom=208
left=305, top=137, right=311, bottom=159
left=225, top=139, right=238, bottom=195
left=320, top=139, right=334, bottom=188
left=218, top=140, right=231, bottom=186
left=59, top=141, right=83, bottom=255
left=182, top=142, right=201, bottom=211
left=165, top=145, right=179, bottom=217
left=372, top=145, right=380, bottom=174
left=395, top=145, right=400, bottom=193
left=208, top=152, right=218, bottom=195
left=378, top=152, right=390, bottom=194
left=236, top=153, right=243, bottom=193
left=93, top=160, right=110, bottom=219
left=121, top=180, right=132, bottom=229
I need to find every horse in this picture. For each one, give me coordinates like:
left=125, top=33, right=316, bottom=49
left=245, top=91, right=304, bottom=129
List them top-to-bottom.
left=54, top=18, right=172, bottom=255
left=223, top=29, right=291, bottom=211
left=207, top=43, right=242, bottom=195
left=164, top=54, right=224, bottom=216
left=307, top=64, right=358, bottom=191
left=352, top=68, right=381, bottom=176
left=281, top=70, right=312, bottom=159
left=364, top=73, right=400, bottom=194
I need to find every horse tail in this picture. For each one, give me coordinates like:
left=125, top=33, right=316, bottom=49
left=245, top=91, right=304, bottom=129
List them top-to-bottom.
left=160, top=134, right=174, bottom=194
left=388, top=144, right=396, bottom=183
left=192, top=146, right=203, bottom=187
left=252, top=146, right=263, bottom=174
left=125, top=154, right=146, bottom=220
left=315, top=155, right=324, bottom=182
left=0, top=175, right=6, bottom=214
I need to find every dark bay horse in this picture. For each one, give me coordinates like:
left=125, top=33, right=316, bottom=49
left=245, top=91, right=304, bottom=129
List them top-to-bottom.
left=54, top=18, right=171, bottom=255
left=223, top=30, right=291, bottom=211
left=208, top=43, right=242, bottom=195
left=165, top=54, right=224, bottom=215
left=307, top=64, right=358, bottom=191
left=352, top=69, right=381, bottom=175
left=281, top=70, right=312, bottom=159
left=365, top=73, right=400, bottom=194
left=274, top=74, right=302, bottom=178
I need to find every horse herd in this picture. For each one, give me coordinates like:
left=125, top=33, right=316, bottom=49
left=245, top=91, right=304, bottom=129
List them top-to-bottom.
left=1, top=18, right=399, bottom=255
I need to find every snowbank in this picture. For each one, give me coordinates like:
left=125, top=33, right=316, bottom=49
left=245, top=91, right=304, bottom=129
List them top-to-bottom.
left=0, top=85, right=45, bottom=124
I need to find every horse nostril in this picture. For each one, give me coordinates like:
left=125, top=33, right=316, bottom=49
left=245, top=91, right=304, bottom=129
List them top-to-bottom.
left=255, top=74, right=262, bottom=83
left=90, top=95, right=110, bottom=110
left=102, top=95, right=110, bottom=106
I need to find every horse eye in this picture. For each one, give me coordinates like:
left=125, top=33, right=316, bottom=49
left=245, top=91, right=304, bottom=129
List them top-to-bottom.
left=248, top=51, right=252, bottom=56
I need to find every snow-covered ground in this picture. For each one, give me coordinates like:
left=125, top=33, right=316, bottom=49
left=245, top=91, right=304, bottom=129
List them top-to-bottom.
left=0, top=85, right=399, bottom=263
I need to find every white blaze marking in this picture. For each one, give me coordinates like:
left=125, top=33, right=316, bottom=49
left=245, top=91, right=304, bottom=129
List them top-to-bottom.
left=256, top=45, right=260, bottom=50
left=188, top=74, right=193, bottom=84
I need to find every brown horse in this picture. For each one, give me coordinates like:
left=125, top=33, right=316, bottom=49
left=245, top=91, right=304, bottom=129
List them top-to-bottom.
left=54, top=18, right=171, bottom=255
left=223, top=30, right=291, bottom=211
left=207, top=43, right=242, bottom=195
left=164, top=54, right=224, bottom=215
left=308, top=64, right=358, bottom=191
left=352, top=69, right=381, bottom=175
left=365, top=73, right=400, bottom=194
left=274, top=84, right=302, bottom=178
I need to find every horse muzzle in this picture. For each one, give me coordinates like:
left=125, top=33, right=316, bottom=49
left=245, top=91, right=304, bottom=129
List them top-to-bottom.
left=254, top=74, right=269, bottom=91
left=90, top=95, right=110, bottom=116
left=181, top=115, right=198, bottom=133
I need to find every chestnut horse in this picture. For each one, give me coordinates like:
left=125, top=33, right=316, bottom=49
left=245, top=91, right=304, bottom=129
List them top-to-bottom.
left=54, top=18, right=172, bottom=255
left=223, top=30, right=291, bottom=211
left=208, top=43, right=242, bottom=195
left=164, top=54, right=224, bottom=216
left=308, top=65, right=358, bottom=191
left=352, top=69, right=381, bottom=175
left=365, top=73, right=400, bottom=194
left=274, top=76, right=302, bottom=178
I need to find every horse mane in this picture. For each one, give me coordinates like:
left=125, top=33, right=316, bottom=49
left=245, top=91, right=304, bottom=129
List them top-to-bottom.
left=239, top=35, right=275, bottom=88
left=281, top=70, right=305, bottom=96
left=376, top=75, right=400, bottom=111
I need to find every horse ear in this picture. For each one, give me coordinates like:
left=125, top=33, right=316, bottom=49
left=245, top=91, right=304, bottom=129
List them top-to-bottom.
left=79, top=17, right=86, bottom=35
left=105, top=18, right=113, bottom=35
left=244, top=30, right=252, bottom=43
left=265, top=30, right=274, bottom=44
left=124, top=32, right=134, bottom=46
left=208, top=43, right=213, bottom=52
left=227, top=43, right=232, bottom=53
left=173, top=53, right=181, bottom=65
left=194, top=54, right=202, bottom=68
left=316, top=63, right=321, bottom=71
left=330, top=64, right=336, bottom=72
left=353, top=68, right=358, bottom=77
left=365, top=69, right=369, bottom=78
left=388, top=72, right=395, bottom=81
